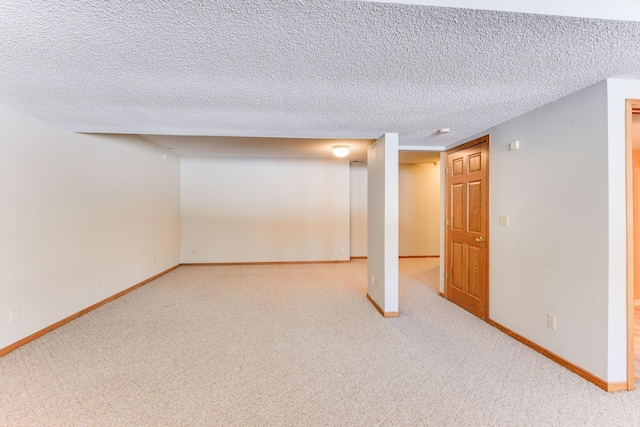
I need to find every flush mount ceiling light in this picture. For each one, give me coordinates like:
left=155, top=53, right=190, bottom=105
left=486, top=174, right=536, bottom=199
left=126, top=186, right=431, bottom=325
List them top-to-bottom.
left=332, top=145, right=350, bottom=158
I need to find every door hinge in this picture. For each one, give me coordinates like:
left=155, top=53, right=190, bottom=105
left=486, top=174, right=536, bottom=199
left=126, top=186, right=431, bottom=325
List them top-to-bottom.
left=445, top=166, right=450, bottom=175
left=445, top=219, right=450, bottom=228
left=445, top=272, right=449, bottom=280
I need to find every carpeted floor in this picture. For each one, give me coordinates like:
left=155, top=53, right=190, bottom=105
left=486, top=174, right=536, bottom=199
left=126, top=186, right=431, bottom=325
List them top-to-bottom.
left=1, top=258, right=639, bottom=426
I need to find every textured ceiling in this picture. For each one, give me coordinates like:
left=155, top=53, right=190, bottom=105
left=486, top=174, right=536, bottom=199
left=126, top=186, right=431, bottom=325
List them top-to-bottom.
left=2, top=1, right=640, bottom=150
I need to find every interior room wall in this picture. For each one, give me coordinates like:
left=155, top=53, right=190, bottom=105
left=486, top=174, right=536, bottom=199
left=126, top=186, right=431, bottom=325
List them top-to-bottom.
left=605, top=78, right=640, bottom=381
left=446, top=81, right=612, bottom=381
left=0, top=106, right=181, bottom=351
left=180, top=157, right=350, bottom=263
left=350, top=161, right=441, bottom=258
left=350, top=162, right=368, bottom=257
left=398, top=162, right=440, bottom=256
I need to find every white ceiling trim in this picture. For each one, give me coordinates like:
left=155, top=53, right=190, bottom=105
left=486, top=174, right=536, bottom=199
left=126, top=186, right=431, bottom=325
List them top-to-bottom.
left=360, top=0, right=640, bottom=22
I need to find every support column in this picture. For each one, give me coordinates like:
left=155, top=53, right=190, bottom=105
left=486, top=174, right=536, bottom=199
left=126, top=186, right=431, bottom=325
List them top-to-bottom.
left=367, top=133, right=399, bottom=317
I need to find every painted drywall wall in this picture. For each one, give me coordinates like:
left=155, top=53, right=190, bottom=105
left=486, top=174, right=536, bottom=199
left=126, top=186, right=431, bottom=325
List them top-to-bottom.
left=605, top=78, right=640, bottom=381
left=446, top=81, right=611, bottom=381
left=0, top=106, right=180, bottom=350
left=367, top=134, right=399, bottom=312
left=180, top=157, right=350, bottom=263
left=351, top=161, right=441, bottom=258
left=350, top=162, right=368, bottom=257
left=399, top=163, right=440, bottom=256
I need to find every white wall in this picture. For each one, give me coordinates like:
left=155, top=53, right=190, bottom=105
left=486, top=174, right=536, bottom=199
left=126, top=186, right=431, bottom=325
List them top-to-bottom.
left=605, top=79, right=640, bottom=381
left=446, top=81, right=612, bottom=381
left=0, top=106, right=181, bottom=350
left=367, top=134, right=399, bottom=312
left=180, top=157, right=350, bottom=263
left=351, top=161, right=441, bottom=258
left=350, top=162, right=368, bottom=257
left=399, top=162, right=440, bottom=256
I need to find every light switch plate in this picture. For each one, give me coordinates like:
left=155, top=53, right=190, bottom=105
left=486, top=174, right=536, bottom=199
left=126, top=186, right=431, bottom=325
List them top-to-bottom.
left=499, top=215, right=509, bottom=226
left=9, top=307, right=19, bottom=324
left=547, top=314, right=557, bottom=330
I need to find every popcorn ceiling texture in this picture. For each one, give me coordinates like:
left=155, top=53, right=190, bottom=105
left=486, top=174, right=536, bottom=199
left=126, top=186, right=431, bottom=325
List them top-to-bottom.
left=1, top=0, right=640, bottom=146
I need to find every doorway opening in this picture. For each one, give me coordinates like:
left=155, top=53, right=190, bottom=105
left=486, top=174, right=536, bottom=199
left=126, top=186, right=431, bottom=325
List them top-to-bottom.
left=398, top=151, right=441, bottom=259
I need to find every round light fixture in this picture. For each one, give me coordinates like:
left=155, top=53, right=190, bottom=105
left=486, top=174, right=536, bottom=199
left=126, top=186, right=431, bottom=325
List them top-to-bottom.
left=332, top=145, right=350, bottom=158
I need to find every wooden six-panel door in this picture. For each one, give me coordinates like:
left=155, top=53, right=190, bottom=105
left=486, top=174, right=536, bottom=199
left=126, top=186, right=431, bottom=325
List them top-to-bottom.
left=445, top=136, right=489, bottom=320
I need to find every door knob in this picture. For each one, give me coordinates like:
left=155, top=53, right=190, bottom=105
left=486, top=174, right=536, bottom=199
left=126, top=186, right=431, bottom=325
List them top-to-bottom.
left=475, top=237, right=485, bottom=242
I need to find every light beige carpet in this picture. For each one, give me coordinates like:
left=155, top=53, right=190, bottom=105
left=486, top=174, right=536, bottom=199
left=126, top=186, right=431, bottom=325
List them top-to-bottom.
left=1, top=258, right=639, bottom=426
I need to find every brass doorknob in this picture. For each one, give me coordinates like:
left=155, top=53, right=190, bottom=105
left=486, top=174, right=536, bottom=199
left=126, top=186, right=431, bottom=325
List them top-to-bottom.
left=475, top=237, right=485, bottom=242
